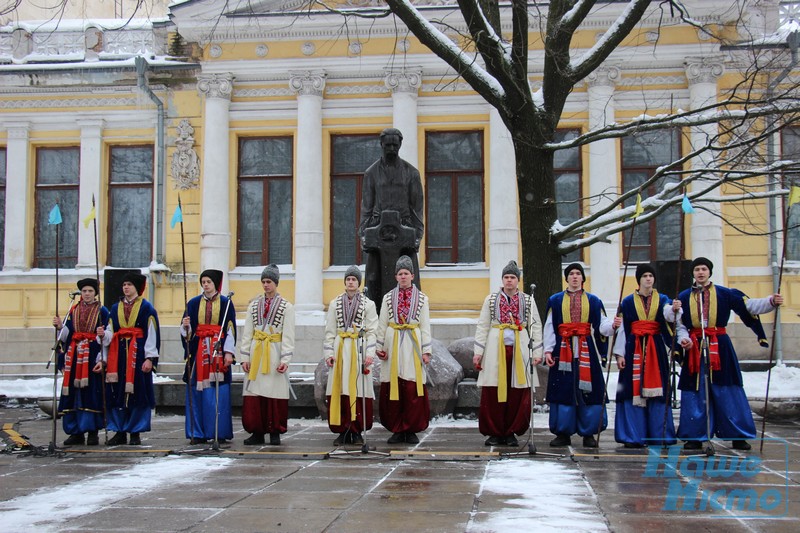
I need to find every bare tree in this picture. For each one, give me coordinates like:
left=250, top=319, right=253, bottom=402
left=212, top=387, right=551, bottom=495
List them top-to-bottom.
left=311, top=0, right=800, bottom=308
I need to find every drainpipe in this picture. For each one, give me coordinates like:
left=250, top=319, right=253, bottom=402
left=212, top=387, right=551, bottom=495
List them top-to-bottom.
left=766, top=31, right=799, bottom=365
left=135, top=56, right=166, bottom=304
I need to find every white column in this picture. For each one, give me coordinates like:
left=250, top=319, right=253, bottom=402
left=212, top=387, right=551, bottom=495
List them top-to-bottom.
left=685, top=57, right=725, bottom=280
left=586, top=66, right=621, bottom=309
left=385, top=68, right=421, bottom=169
left=290, top=71, right=326, bottom=313
left=197, top=73, right=233, bottom=283
left=488, top=109, right=520, bottom=285
left=76, top=119, right=104, bottom=269
left=3, top=122, right=31, bottom=270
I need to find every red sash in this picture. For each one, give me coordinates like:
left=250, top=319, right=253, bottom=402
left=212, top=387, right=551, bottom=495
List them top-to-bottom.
left=630, top=320, right=663, bottom=406
left=557, top=322, right=593, bottom=392
left=194, top=324, right=222, bottom=390
left=107, top=327, right=144, bottom=394
left=688, top=327, right=725, bottom=376
left=62, top=332, right=96, bottom=396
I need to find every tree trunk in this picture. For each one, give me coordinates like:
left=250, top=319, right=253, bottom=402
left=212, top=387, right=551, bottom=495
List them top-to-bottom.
left=513, top=136, right=562, bottom=313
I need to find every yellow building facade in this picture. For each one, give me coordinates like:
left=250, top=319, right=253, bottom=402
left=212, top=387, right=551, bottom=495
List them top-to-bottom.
left=0, top=0, right=797, bottom=368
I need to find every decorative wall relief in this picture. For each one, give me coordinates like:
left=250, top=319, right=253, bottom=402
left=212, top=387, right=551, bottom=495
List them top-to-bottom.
left=171, top=119, right=200, bottom=190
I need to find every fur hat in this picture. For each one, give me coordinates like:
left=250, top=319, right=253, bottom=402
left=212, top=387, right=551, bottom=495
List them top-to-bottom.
left=395, top=255, right=414, bottom=274
left=691, top=256, right=713, bottom=276
left=501, top=260, right=521, bottom=279
left=563, top=262, right=586, bottom=282
left=635, top=263, right=656, bottom=285
left=261, top=264, right=280, bottom=284
left=344, top=265, right=362, bottom=285
left=200, top=269, right=223, bottom=291
left=122, top=272, right=147, bottom=296
left=76, top=278, right=99, bottom=294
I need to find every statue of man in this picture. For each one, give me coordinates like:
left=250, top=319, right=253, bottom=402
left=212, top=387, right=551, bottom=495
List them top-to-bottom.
left=359, top=128, right=424, bottom=310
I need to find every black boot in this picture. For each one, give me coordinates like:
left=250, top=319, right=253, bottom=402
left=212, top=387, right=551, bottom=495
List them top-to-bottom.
left=86, top=431, right=99, bottom=446
left=107, top=432, right=127, bottom=446
left=128, top=432, right=141, bottom=446
left=269, top=432, right=281, bottom=445
left=387, top=432, right=405, bottom=444
left=405, top=432, right=419, bottom=444
left=63, top=433, right=85, bottom=446
left=244, top=433, right=265, bottom=445
left=333, top=433, right=345, bottom=446
left=351, top=433, right=364, bottom=445
left=549, top=434, right=571, bottom=447
left=505, top=435, right=519, bottom=447
left=582, top=435, right=598, bottom=448
left=683, top=440, right=702, bottom=450
left=732, top=440, right=752, bottom=451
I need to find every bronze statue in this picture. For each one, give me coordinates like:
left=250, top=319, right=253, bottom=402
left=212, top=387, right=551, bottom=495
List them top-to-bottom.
left=359, top=128, right=424, bottom=310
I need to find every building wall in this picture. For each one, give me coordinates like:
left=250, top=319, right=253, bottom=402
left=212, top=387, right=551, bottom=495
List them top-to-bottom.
left=0, top=1, right=797, bottom=368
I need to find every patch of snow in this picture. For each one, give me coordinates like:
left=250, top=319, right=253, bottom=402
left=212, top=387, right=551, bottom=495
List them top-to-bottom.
left=742, top=365, right=800, bottom=399
left=0, top=456, right=231, bottom=532
left=471, top=460, right=608, bottom=532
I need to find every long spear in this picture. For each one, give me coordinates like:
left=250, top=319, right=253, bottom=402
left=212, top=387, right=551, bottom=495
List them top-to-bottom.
left=759, top=185, right=795, bottom=452
left=595, top=191, right=644, bottom=445
left=662, top=192, right=692, bottom=447
left=85, top=194, right=109, bottom=445
left=171, top=196, right=195, bottom=442
left=47, top=204, right=63, bottom=454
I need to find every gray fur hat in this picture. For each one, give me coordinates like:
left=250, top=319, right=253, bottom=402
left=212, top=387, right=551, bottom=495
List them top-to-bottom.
left=395, top=255, right=414, bottom=274
left=502, top=260, right=521, bottom=279
left=260, top=264, right=280, bottom=284
left=344, top=265, right=362, bottom=285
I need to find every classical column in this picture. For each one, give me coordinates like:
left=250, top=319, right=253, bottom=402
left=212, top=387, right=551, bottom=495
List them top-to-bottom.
left=685, top=57, right=725, bottom=279
left=586, top=66, right=621, bottom=309
left=385, top=68, right=421, bottom=170
left=290, top=71, right=326, bottom=313
left=197, top=73, right=233, bottom=284
left=488, top=109, right=520, bottom=284
left=76, top=120, right=104, bottom=269
left=3, top=122, right=31, bottom=270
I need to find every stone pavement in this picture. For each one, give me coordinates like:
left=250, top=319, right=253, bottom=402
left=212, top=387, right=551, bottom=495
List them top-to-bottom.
left=0, top=404, right=798, bottom=532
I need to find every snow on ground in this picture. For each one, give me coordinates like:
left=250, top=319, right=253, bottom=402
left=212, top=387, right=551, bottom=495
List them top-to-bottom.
left=742, top=364, right=800, bottom=398
left=0, top=375, right=174, bottom=398
left=0, top=456, right=232, bottom=532
left=471, top=460, right=608, bottom=532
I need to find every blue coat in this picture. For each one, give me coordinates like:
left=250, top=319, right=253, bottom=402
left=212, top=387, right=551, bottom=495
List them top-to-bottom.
left=545, top=291, right=608, bottom=405
left=181, top=294, right=237, bottom=386
left=107, top=298, right=160, bottom=409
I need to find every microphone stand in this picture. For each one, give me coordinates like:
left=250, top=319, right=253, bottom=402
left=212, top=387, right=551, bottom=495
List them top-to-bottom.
left=211, top=291, right=235, bottom=452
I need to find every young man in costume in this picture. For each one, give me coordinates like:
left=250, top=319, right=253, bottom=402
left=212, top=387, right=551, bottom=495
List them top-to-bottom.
left=376, top=255, right=432, bottom=445
left=673, top=257, right=782, bottom=451
left=473, top=260, right=543, bottom=447
left=543, top=263, right=619, bottom=448
left=612, top=263, right=688, bottom=448
left=239, top=264, right=295, bottom=446
left=323, top=265, right=378, bottom=446
left=180, top=269, right=236, bottom=445
left=100, top=272, right=160, bottom=446
left=52, top=278, right=109, bottom=445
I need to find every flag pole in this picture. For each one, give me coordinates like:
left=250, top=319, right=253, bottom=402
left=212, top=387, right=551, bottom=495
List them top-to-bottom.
left=759, top=185, right=793, bottom=452
left=595, top=191, right=643, bottom=445
left=87, top=194, right=109, bottom=445
left=173, top=195, right=195, bottom=443
left=48, top=203, right=63, bottom=454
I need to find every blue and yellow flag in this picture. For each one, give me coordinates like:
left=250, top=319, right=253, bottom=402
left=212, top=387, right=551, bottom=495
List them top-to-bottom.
left=788, top=185, right=800, bottom=207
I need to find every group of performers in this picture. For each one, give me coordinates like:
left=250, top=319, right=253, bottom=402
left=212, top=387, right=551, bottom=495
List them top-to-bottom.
left=53, top=254, right=782, bottom=452
left=54, top=272, right=159, bottom=446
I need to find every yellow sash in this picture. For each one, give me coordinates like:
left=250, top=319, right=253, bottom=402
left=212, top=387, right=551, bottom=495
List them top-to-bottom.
left=388, top=322, right=424, bottom=400
left=493, top=323, right=526, bottom=403
left=249, top=330, right=282, bottom=381
left=329, top=330, right=360, bottom=426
